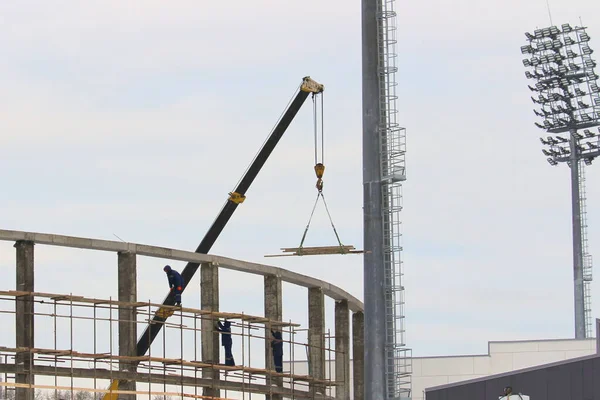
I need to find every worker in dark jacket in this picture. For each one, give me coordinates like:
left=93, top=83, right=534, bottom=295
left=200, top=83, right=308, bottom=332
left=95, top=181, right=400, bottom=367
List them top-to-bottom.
left=163, top=265, right=183, bottom=306
left=216, top=319, right=235, bottom=366
left=271, top=330, right=283, bottom=373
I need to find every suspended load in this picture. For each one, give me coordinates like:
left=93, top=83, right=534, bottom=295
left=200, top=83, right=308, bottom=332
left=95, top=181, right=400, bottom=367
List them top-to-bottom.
left=265, top=91, right=364, bottom=257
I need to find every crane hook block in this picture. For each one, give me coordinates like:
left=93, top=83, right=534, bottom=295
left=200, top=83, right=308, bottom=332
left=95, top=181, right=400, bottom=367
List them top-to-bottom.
left=314, top=163, right=325, bottom=179
left=228, top=192, right=246, bottom=204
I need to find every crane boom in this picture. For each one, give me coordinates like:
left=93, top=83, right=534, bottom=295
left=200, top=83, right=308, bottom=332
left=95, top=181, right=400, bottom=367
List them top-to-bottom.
left=135, top=76, right=324, bottom=356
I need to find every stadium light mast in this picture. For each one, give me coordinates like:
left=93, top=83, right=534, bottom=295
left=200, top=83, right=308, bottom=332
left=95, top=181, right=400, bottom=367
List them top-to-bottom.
left=521, top=23, right=600, bottom=339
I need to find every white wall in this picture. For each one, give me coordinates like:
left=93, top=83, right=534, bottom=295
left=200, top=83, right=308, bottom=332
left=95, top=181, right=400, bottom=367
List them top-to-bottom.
left=284, top=338, right=597, bottom=400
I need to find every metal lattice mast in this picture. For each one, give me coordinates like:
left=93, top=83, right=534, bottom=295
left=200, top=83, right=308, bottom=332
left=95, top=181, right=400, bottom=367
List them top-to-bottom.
left=376, top=0, right=412, bottom=398
left=521, top=23, right=600, bottom=339
left=579, top=160, right=594, bottom=337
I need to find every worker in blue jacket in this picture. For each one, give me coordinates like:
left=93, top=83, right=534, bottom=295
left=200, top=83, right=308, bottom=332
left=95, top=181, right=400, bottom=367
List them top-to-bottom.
left=163, top=265, right=183, bottom=306
left=217, top=319, right=235, bottom=366
left=271, top=330, right=283, bottom=373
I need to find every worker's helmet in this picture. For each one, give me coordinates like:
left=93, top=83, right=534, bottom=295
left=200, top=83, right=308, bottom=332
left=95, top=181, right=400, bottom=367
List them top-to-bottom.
left=163, top=265, right=172, bottom=272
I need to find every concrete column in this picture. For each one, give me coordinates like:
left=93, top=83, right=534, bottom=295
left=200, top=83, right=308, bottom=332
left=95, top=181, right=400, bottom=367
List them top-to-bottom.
left=15, top=240, right=34, bottom=400
left=117, top=252, right=137, bottom=400
left=201, top=263, right=220, bottom=398
left=264, top=275, right=283, bottom=400
left=308, top=287, right=325, bottom=394
left=335, top=301, right=350, bottom=400
left=352, top=311, right=364, bottom=400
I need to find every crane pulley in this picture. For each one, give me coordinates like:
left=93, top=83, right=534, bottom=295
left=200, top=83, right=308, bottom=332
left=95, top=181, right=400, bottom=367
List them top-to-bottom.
left=266, top=88, right=364, bottom=257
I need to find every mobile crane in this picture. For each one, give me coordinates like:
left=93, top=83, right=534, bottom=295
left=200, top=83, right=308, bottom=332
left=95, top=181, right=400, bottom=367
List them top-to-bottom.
left=104, top=76, right=324, bottom=399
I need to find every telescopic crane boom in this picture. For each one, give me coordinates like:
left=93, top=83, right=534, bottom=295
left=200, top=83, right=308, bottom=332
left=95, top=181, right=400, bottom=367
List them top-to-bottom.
left=135, top=76, right=324, bottom=357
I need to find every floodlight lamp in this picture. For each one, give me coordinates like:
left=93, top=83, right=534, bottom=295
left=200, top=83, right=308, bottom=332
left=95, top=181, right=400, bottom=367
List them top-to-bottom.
left=562, top=23, right=573, bottom=33
left=525, top=32, right=534, bottom=40
left=580, top=32, right=591, bottom=42
left=521, top=45, right=533, bottom=54
left=582, top=46, right=594, bottom=55
left=566, top=49, right=578, bottom=59
left=547, top=157, right=558, bottom=166
left=584, top=157, right=593, bottom=165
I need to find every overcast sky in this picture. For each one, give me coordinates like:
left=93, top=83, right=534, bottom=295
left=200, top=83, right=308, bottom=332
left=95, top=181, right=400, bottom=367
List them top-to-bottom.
left=1, top=0, right=600, bottom=365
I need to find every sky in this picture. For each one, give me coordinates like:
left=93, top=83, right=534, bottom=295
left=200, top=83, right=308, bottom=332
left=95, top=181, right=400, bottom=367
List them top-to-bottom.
left=1, top=0, right=600, bottom=370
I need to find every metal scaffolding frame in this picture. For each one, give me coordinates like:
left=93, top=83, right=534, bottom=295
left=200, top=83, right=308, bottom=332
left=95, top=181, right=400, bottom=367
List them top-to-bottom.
left=0, top=290, right=342, bottom=400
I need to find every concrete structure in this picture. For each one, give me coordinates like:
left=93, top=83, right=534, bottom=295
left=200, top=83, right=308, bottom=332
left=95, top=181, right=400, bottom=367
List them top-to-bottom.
left=0, top=229, right=360, bottom=399
left=15, top=241, right=34, bottom=400
left=117, top=251, right=137, bottom=400
left=201, top=262, right=220, bottom=398
left=264, top=274, right=283, bottom=400
left=309, top=287, right=326, bottom=395
left=335, top=300, right=350, bottom=400
left=352, top=312, right=364, bottom=400
left=286, top=336, right=598, bottom=399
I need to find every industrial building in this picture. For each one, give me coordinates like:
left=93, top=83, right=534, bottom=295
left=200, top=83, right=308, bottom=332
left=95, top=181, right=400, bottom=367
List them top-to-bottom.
left=286, top=321, right=599, bottom=399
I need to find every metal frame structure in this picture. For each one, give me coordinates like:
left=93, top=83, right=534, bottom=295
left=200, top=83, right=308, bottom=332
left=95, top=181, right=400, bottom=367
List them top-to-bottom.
left=363, top=0, right=411, bottom=398
left=521, top=23, right=600, bottom=339
left=0, top=291, right=338, bottom=400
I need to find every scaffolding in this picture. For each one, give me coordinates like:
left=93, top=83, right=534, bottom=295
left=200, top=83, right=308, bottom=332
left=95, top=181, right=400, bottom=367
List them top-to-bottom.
left=375, top=0, right=411, bottom=398
left=579, top=161, right=594, bottom=338
left=0, top=291, right=342, bottom=400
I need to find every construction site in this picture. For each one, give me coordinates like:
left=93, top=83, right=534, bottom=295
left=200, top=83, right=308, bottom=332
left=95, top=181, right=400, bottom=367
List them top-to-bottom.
left=3, top=0, right=600, bottom=400
left=0, top=229, right=364, bottom=400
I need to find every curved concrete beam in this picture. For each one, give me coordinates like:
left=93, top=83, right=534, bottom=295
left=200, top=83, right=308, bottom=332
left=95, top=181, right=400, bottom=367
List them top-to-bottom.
left=0, top=229, right=363, bottom=312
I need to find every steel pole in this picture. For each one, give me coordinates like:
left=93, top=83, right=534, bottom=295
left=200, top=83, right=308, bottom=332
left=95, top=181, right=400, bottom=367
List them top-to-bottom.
left=362, top=0, right=387, bottom=398
left=569, top=129, right=586, bottom=339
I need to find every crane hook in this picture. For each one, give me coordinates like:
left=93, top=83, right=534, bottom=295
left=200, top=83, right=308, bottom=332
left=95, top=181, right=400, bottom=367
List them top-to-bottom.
left=314, top=163, right=325, bottom=192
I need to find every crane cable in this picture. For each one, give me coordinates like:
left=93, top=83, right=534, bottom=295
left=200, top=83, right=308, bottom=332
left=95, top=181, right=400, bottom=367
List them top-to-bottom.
left=297, top=92, right=345, bottom=254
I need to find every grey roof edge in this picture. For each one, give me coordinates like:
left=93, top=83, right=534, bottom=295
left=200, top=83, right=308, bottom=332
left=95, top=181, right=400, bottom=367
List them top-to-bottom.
left=0, top=228, right=363, bottom=312
left=424, top=353, right=600, bottom=393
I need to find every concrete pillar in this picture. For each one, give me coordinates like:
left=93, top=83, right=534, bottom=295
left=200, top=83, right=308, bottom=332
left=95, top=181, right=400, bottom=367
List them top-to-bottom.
left=15, top=241, right=34, bottom=400
left=117, top=252, right=137, bottom=400
left=201, top=263, right=220, bottom=398
left=264, top=275, right=283, bottom=400
left=308, top=287, right=325, bottom=394
left=335, top=301, right=350, bottom=400
left=352, top=311, right=364, bottom=400
left=596, top=318, right=600, bottom=354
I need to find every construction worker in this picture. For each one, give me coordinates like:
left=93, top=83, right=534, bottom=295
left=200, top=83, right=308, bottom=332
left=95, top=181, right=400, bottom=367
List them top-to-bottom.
left=163, top=265, right=183, bottom=306
left=216, top=319, right=235, bottom=366
left=271, top=330, right=283, bottom=373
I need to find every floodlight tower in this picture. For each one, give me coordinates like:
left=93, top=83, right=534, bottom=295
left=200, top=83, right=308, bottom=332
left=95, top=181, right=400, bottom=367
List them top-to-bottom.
left=521, top=23, right=600, bottom=339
